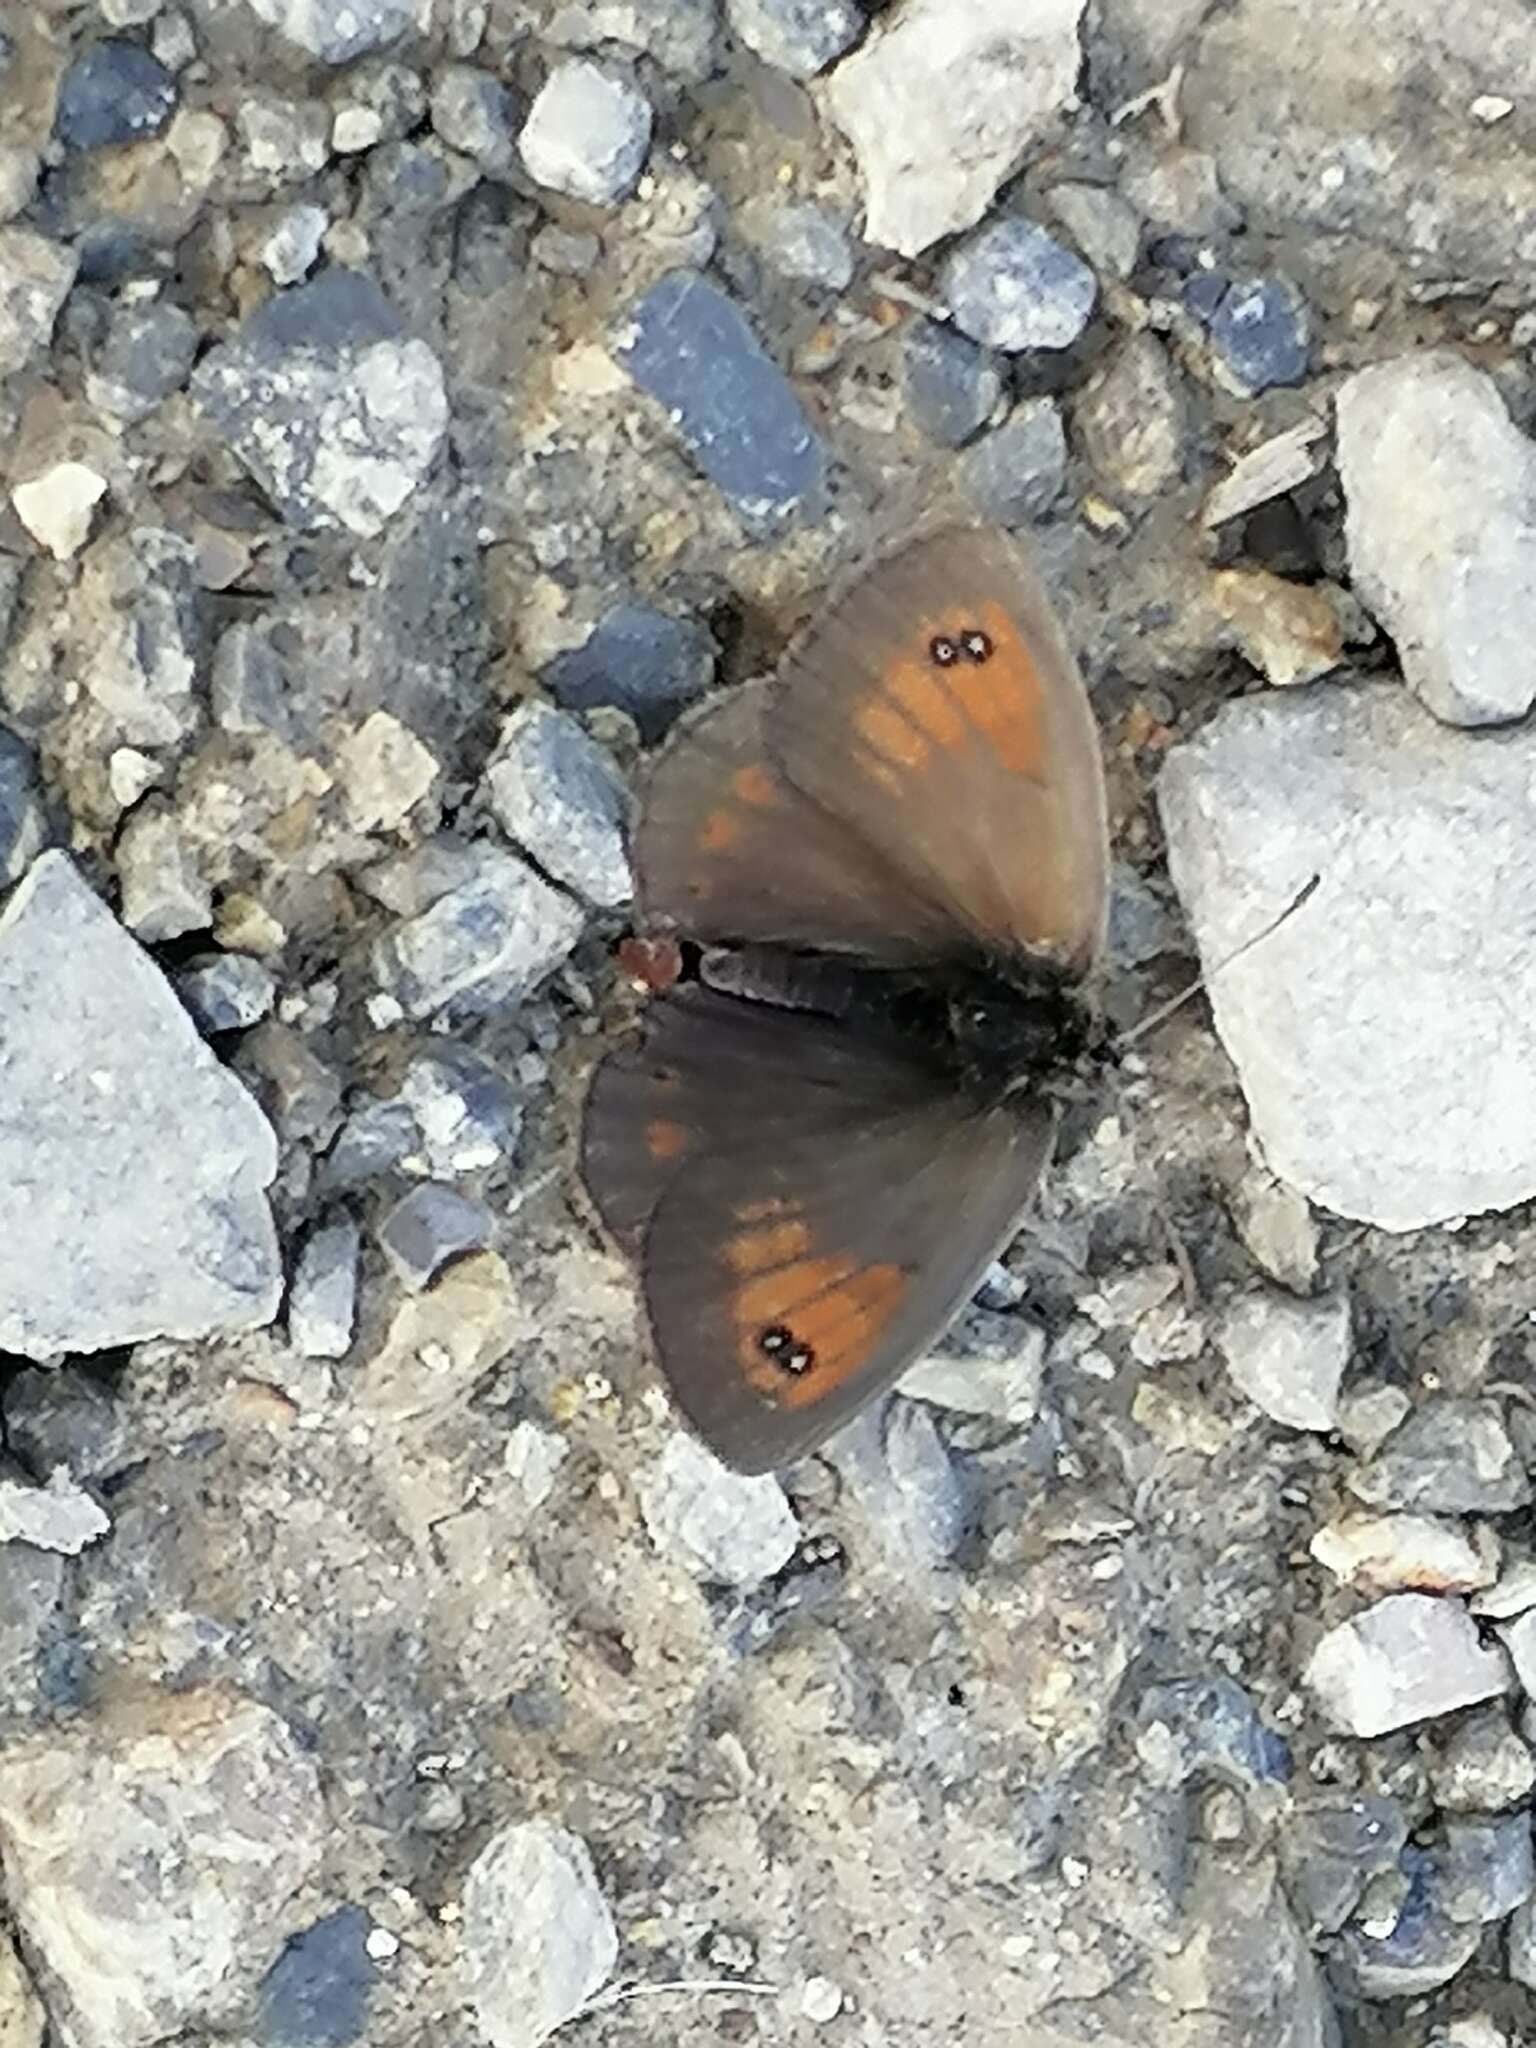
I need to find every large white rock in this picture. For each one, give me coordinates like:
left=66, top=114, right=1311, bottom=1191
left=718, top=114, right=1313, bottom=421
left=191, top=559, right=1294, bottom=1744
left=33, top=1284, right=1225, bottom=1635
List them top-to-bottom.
left=824, top=0, right=1086, bottom=257
left=1337, top=352, right=1536, bottom=726
left=1159, top=684, right=1536, bottom=1231
left=0, top=853, right=282, bottom=1356
left=1306, top=1593, right=1511, bottom=1737
left=460, top=1821, right=617, bottom=2048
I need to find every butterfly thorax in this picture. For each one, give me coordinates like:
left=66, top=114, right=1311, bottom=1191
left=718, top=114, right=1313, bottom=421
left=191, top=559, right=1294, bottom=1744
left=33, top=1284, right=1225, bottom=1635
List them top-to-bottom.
left=940, top=963, right=1102, bottom=1100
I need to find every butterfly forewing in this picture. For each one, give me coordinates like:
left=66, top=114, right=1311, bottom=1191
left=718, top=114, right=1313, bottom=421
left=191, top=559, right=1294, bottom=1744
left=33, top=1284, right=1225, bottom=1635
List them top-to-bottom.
left=769, top=528, right=1109, bottom=975
left=633, top=681, right=962, bottom=962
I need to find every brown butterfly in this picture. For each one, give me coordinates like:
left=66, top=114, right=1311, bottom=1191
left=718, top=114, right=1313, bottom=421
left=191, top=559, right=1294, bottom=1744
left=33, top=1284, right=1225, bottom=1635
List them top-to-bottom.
left=580, top=526, right=1110, bottom=1474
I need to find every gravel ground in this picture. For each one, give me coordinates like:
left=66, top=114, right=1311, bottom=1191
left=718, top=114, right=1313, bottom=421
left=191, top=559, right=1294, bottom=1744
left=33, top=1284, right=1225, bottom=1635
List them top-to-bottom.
left=6, top=4, right=1536, bottom=2046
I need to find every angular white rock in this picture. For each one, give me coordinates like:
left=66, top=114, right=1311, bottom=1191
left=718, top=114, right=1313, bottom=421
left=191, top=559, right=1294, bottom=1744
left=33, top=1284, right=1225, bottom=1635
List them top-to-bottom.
left=824, top=0, right=1087, bottom=257
left=518, top=60, right=653, bottom=206
left=1337, top=352, right=1536, bottom=726
left=11, top=461, right=108, bottom=560
left=1159, top=684, right=1536, bottom=1230
left=486, top=701, right=631, bottom=909
left=0, top=853, right=281, bottom=1357
left=1215, top=1287, right=1350, bottom=1431
left=637, top=1431, right=798, bottom=1586
left=0, top=1470, right=111, bottom=1555
left=1310, top=1513, right=1497, bottom=1597
left=1305, top=1592, right=1511, bottom=1736
left=460, top=1821, right=617, bottom=2048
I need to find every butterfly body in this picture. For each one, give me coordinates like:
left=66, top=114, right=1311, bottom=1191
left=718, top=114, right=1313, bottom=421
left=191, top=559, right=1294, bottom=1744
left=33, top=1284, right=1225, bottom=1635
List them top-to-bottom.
left=580, top=527, right=1111, bottom=1474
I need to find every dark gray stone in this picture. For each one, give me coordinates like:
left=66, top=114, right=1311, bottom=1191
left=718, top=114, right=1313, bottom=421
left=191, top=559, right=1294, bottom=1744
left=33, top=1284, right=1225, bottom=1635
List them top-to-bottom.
left=246, top=0, right=414, bottom=65
left=725, top=0, right=863, bottom=76
left=55, top=40, right=177, bottom=151
left=430, top=65, right=517, bottom=175
left=941, top=215, right=1097, bottom=353
left=616, top=271, right=827, bottom=530
left=1203, top=275, right=1312, bottom=395
left=87, top=300, right=199, bottom=423
left=901, top=319, right=1003, bottom=448
left=963, top=399, right=1068, bottom=526
left=543, top=601, right=717, bottom=741
left=210, top=623, right=299, bottom=742
left=486, top=702, right=632, bottom=910
left=0, top=729, right=53, bottom=888
left=372, top=846, right=585, bottom=1020
left=175, top=954, right=279, bottom=1036
left=397, top=1047, right=523, bottom=1177
left=319, top=1100, right=419, bottom=1192
left=377, top=1182, right=493, bottom=1291
left=2, top=1366, right=120, bottom=1481
left=1353, top=1398, right=1531, bottom=1515
left=831, top=1400, right=971, bottom=1570
left=1135, top=1676, right=1293, bottom=1797
left=1280, top=1795, right=1408, bottom=1935
left=1438, top=1813, right=1535, bottom=1924
left=1336, top=1848, right=1481, bottom=1998
left=258, top=1905, right=378, bottom=2048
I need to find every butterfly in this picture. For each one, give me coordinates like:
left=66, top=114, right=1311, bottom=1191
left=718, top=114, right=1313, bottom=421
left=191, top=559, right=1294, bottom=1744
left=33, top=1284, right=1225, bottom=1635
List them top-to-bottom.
left=580, top=525, right=1110, bottom=1474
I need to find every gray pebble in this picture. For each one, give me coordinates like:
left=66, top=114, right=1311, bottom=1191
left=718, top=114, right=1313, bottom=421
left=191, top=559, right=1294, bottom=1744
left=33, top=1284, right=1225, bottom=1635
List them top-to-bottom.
left=245, top=0, right=415, bottom=64
left=725, top=0, right=863, bottom=78
left=55, top=39, right=177, bottom=151
left=518, top=60, right=652, bottom=206
left=431, top=64, right=517, bottom=175
left=0, top=144, right=39, bottom=224
left=1046, top=180, right=1142, bottom=280
left=736, top=196, right=854, bottom=290
left=261, top=204, right=328, bottom=287
left=941, top=215, right=1097, bottom=353
left=0, top=228, right=79, bottom=378
left=192, top=269, right=448, bottom=540
left=616, top=270, right=827, bottom=529
left=1204, top=274, right=1311, bottom=395
left=86, top=299, right=199, bottom=423
left=901, top=318, right=1003, bottom=448
left=1075, top=332, right=1186, bottom=500
left=963, top=399, right=1067, bottom=527
left=544, top=601, right=716, bottom=741
left=210, top=622, right=298, bottom=742
left=486, top=702, right=631, bottom=910
left=0, top=729, right=52, bottom=889
left=115, top=801, right=213, bottom=944
left=374, top=846, right=585, bottom=1019
left=0, top=852, right=281, bottom=1359
left=175, top=953, right=278, bottom=1036
left=398, top=1047, right=523, bottom=1177
left=320, top=1099, right=419, bottom=1192
left=378, top=1182, right=493, bottom=1291
left=288, top=1220, right=361, bottom=1360
left=1215, top=1287, right=1350, bottom=1432
left=2, top=1365, right=121, bottom=1482
left=1353, top=1398, right=1531, bottom=1515
left=832, top=1400, right=970, bottom=1571
left=638, top=1431, right=798, bottom=1586
left=1135, top=1676, right=1292, bottom=1798
left=1427, top=1707, right=1536, bottom=1813
left=1281, top=1794, right=1408, bottom=1936
left=1437, top=1812, right=1535, bottom=1925
left=461, top=1822, right=617, bottom=2048
left=1337, top=1849, right=1481, bottom=1999
left=258, top=1904, right=378, bottom=2048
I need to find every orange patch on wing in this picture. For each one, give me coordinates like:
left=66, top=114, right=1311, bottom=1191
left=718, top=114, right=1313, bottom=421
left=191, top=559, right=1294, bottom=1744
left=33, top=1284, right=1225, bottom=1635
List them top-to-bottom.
left=943, top=599, right=1047, bottom=777
left=885, top=655, right=968, bottom=751
left=854, top=695, right=930, bottom=771
left=730, top=762, right=779, bottom=807
left=699, top=807, right=741, bottom=852
left=645, top=1117, right=688, bottom=1162
left=725, top=1218, right=812, bottom=1275
left=731, top=1259, right=907, bottom=1406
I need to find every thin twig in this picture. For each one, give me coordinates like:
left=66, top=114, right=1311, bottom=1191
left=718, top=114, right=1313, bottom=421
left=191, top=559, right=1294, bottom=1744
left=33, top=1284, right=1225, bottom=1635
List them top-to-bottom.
left=561, top=1978, right=779, bottom=2030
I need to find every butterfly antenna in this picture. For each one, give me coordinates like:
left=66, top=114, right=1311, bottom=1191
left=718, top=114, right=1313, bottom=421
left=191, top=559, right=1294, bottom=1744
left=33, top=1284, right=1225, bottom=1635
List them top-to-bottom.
left=1114, top=872, right=1321, bottom=1053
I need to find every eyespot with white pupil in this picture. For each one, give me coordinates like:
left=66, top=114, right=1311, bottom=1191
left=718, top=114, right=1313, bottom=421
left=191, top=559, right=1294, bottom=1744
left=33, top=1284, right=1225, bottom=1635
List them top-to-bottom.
left=929, top=628, right=993, bottom=667
left=759, top=1323, right=814, bottom=1374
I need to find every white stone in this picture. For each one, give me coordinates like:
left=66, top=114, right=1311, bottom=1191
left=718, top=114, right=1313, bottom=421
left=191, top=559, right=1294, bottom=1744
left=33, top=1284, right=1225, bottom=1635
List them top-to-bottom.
left=824, top=0, right=1087, bottom=257
left=517, top=60, right=653, bottom=206
left=260, top=202, right=327, bottom=285
left=0, top=227, right=78, bottom=377
left=1337, top=352, right=1536, bottom=726
left=1203, top=419, right=1327, bottom=528
left=11, top=462, right=108, bottom=560
left=1159, top=684, right=1536, bottom=1230
left=486, top=701, right=630, bottom=908
left=337, top=711, right=439, bottom=833
left=0, top=853, right=281, bottom=1357
left=1215, top=1288, right=1350, bottom=1431
left=898, top=1321, right=1046, bottom=1423
left=637, top=1432, right=799, bottom=1586
left=0, top=1470, right=110, bottom=1555
left=1310, top=1514, right=1496, bottom=1597
left=1473, top=1560, right=1536, bottom=1620
left=1305, top=1593, right=1511, bottom=1736
left=1499, top=1610, right=1536, bottom=1699
left=460, top=1821, right=617, bottom=2048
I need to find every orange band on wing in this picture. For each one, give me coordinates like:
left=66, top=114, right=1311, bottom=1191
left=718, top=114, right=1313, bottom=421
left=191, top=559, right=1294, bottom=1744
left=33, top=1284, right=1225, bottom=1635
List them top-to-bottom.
left=940, top=599, right=1046, bottom=777
left=884, top=656, right=969, bottom=751
left=854, top=696, right=930, bottom=771
left=725, top=1218, right=812, bottom=1274
left=730, top=1256, right=907, bottom=1407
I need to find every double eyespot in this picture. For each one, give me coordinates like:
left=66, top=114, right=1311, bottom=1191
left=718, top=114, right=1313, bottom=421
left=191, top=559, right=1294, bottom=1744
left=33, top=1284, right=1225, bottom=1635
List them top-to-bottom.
left=929, top=627, right=994, bottom=668
left=759, top=1323, right=815, bottom=1374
